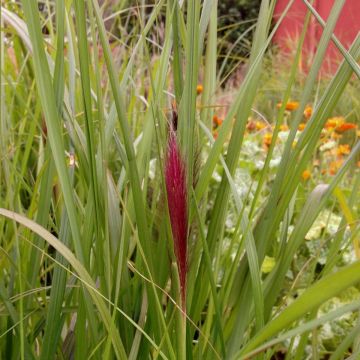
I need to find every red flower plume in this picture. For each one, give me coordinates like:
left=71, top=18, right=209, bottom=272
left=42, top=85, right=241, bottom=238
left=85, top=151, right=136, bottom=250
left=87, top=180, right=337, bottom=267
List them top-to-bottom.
left=165, top=132, right=188, bottom=308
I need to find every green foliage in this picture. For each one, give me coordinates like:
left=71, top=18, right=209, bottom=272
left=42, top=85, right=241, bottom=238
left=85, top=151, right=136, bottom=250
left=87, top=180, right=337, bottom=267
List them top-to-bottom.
left=218, top=0, right=261, bottom=57
left=255, top=52, right=360, bottom=127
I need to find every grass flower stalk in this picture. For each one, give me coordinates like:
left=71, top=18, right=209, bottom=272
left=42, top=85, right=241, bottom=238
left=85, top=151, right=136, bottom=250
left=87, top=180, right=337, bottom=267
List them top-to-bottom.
left=165, top=129, right=188, bottom=359
left=165, top=130, right=188, bottom=311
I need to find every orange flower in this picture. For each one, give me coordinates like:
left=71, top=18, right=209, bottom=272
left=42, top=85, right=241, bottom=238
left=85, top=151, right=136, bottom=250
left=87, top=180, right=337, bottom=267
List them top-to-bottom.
left=196, top=84, right=203, bottom=95
left=277, top=101, right=300, bottom=111
left=303, top=106, right=313, bottom=119
left=213, top=115, right=223, bottom=127
left=325, top=117, right=345, bottom=129
left=247, top=120, right=267, bottom=132
left=256, top=121, right=266, bottom=130
left=335, top=122, right=357, bottom=132
left=298, top=123, right=306, bottom=131
left=280, top=124, right=289, bottom=132
left=320, top=129, right=328, bottom=138
left=213, top=130, right=218, bottom=139
left=331, top=132, right=342, bottom=140
left=263, top=133, right=273, bottom=147
left=337, top=144, right=351, bottom=156
left=329, top=159, right=343, bottom=175
left=302, top=169, right=311, bottom=181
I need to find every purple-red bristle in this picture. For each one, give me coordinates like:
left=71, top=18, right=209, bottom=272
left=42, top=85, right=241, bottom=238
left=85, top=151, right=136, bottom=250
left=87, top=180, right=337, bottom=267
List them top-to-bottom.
left=165, top=132, right=188, bottom=308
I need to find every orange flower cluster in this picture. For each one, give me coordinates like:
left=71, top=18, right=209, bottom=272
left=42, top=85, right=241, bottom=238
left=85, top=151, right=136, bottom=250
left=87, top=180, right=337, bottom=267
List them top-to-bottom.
left=196, top=84, right=203, bottom=95
left=218, top=100, right=358, bottom=181
left=276, top=101, right=299, bottom=111
left=277, top=101, right=313, bottom=119
left=274, top=102, right=312, bottom=132
left=303, top=106, right=313, bottom=119
left=212, top=114, right=223, bottom=139
left=213, top=115, right=223, bottom=127
left=324, top=117, right=357, bottom=133
left=324, top=117, right=344, bottom=129
left=247, top=119, right=267, bottom=132
left=256, top=122, right=267, bottom=130
left=337, top=123, right=357, bottom=132
left=280, top=124, right=289, bottom=132
left=263, top=133, right=273, bottom=148
left=319, top=139, right=353, bottom=176
left=336, top=144, right=351, bottom=156
left=329, top=159, right=344, bottom=175
left=302, top=169, right=311, bottom=181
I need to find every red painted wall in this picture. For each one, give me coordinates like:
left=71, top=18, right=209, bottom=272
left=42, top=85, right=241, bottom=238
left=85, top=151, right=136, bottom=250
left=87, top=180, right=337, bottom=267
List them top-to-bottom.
left=273, top=0, right=360, bottom=73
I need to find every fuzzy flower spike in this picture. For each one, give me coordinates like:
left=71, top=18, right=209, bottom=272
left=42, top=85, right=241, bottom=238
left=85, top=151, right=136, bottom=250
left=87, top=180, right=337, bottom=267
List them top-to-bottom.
left=165, top=129, right=188, bottom=309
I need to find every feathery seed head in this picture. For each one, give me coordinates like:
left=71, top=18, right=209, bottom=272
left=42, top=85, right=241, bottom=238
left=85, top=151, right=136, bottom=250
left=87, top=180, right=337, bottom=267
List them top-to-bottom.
left=165, top=132, right=188, bottom=307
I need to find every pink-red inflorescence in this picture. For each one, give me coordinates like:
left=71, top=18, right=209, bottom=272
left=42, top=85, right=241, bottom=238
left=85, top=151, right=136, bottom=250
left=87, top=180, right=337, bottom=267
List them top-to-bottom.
left=165, top=132, right=188, bottom=308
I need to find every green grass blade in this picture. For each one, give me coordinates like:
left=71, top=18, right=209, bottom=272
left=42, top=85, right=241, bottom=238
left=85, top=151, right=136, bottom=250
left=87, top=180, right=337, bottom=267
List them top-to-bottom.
left=20, top=0, right=84, bottom=262
left=178, top=0, right=200, bottom=190
left=303, top=0, right=360, bottom=79
left=191, top=188, right=226, bottom=357
left=0, top=208, right=128, bottom=359
left=238, top=261, right=360, bottom=357
left=238, top=301, right=360, bottom=359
